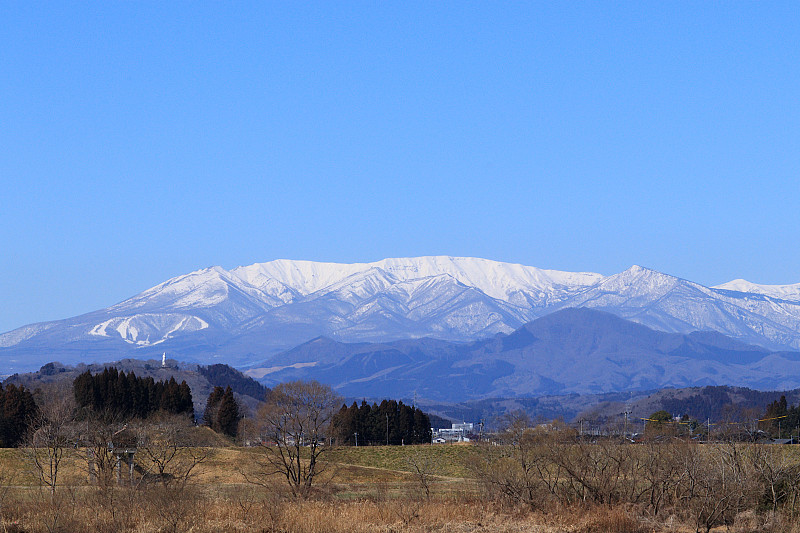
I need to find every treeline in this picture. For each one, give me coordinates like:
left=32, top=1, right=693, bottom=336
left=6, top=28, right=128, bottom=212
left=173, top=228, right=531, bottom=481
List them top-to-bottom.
left=73, top=367, right=193, bottom=421
left=0, top=384, right=37, bottom=447
left=331, top=399, right=432, bottom=445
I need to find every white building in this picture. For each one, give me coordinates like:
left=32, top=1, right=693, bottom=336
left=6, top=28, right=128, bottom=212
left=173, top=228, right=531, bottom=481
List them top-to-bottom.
left=432, top=422, right=473, bottom=443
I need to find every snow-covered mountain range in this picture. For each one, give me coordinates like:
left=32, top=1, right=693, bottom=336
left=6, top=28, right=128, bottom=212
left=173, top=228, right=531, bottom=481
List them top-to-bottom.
left=3, top=256, right=800, bottom=374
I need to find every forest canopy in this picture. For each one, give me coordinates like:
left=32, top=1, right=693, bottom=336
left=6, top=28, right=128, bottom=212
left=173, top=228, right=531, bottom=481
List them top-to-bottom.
left=73, top=367, right=193, bottom=421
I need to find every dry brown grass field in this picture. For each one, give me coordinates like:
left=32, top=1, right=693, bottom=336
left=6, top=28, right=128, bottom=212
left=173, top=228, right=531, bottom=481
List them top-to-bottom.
left=1, top=442, right=799, bottom=533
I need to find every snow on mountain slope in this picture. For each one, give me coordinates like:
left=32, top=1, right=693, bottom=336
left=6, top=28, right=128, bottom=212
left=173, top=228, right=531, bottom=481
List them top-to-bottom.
left=6, top=256, right=800, bottom=374
left=233, top=256, right=603, bottom=306
left=374, top=256, right=603, bottom=304
left=218, top=257, right=596, bottom=343
left=231, top=259, right=371, bottom=296
left=113, top=266, right=283, bottom=312
left=560, top=266, right=800, bottom=350
left=303, top=267, right=402, bottom=305
left=239, top=270, right=526, bottom=344
left=336, top=273, right=526, bottom=339
left=715, top=279, right=800, bottom=302
left=89, top=313, right=208, bottom=346
left=0, top=322, right=58, bottom=348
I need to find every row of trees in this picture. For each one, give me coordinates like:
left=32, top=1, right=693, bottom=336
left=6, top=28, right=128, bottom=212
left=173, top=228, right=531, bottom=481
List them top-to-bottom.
left=73, top=368, right=194, bottom=421
left=22, top=377, right=337, bottom=500
left=25, top=385, right=211, bottom=499
left=331, top=399, right=432, bottom=445
left=473, top=419, right=800, bottom=532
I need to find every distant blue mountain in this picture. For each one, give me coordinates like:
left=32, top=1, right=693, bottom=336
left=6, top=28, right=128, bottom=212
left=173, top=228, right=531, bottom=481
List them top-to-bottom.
left=246, top=308, right=800, bottom=401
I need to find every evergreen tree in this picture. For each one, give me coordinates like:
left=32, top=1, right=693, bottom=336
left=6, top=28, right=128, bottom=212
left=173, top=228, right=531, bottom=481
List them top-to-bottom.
left=73, top=371, right=94, bottom=410
left=178, top=380, right=193, bottom=415
left=0, top=384, right=38, bottom=447
left=204, top=386, right=225, bottom=429
left=216, top=386, right=240, bottom=438
left=396, top=401, right=412, bottom=445
left=332, top=404, right=351, bottom=444
left=412, top=407, right=432, bottom=444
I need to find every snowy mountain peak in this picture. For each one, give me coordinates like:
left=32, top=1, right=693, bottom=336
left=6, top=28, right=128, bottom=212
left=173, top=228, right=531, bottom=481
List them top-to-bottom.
left=234, top=256, right=604, bottom=305
left=621, top=264, right=666, bottom=277
left=598, top=265, right=680, bottom=293
left=114, top=266, right=236, bottom=310
left=714, top=279, right=800, bottom=302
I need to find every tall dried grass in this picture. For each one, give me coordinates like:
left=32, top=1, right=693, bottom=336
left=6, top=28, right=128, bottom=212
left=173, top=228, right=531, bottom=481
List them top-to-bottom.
left=5, top=441, right=800, bottom=532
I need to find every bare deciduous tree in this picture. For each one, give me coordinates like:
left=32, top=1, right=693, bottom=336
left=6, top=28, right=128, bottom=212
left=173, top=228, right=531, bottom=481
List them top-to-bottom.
left=244, top=380, right=341, bottom=497
left=24, top=382, right=76, bottom=496
left=135, top=414, right=209, bottom=489
left=469, top=416, right=572, bottom=511
left=80, top=418, right=134, bottom=487
left=749, top=443, right=794, bottom=513
left=404, top=448, right=438, bottom=500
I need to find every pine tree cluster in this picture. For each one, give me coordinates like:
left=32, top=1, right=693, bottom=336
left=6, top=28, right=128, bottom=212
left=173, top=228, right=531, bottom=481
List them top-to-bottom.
left=73, top=367, right=193, bottom=421
left=0, top=384, right=37, bottom=447
left=203, top=386, right=240, bottom=437
left=763, top=395, right=800, bottom=438
left=331, top=399, right=432, bottom=446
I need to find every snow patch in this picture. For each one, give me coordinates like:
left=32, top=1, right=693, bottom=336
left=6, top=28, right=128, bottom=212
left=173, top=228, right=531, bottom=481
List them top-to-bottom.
left=89, top=314, right=208, bottom=346
left=245, top=362, right=318, bottom=379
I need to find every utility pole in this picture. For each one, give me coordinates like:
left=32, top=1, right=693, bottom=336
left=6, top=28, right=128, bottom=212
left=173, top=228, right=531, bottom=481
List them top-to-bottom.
left=624, top=409, right=631, bottom=438
left=386, top=413, right=389, bottom=446
left=354, top=432, right=358, bottom=447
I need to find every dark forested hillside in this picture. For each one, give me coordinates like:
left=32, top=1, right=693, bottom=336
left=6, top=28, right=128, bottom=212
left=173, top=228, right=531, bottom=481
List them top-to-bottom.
left=5, top=359, right=268, bottom=418
left=197, top=364, right=269, bottom=401
left=658, top=386, right=800, bottom=423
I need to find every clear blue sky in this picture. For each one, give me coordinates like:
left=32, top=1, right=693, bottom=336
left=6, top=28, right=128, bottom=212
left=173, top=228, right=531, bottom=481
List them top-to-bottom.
left=1, top=2, right=799, bottom=333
